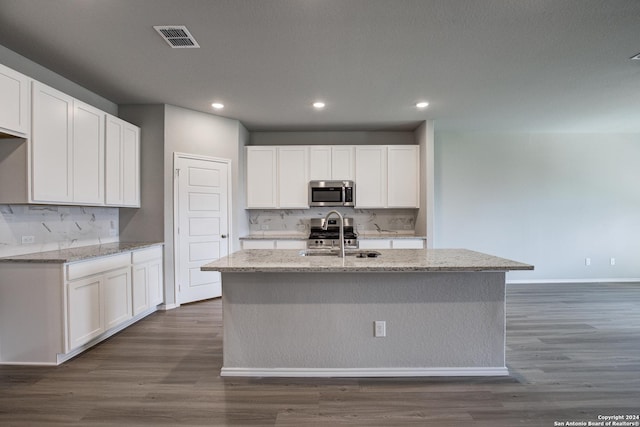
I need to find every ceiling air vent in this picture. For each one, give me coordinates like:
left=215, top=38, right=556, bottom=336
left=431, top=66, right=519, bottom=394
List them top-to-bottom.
left=154, top=26, right=200, bottom=48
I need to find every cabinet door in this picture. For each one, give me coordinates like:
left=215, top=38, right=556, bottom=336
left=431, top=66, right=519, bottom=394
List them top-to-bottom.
left=0, top=63, right=30, bottom=137
left=31, top=82, right=73, bottom=203
left=73, top=101, right=105, bottom=205
left=105, top=115, right=124, bottom=205
left=105, top=116, right=140, bottom=207
left=122, top=123, right=140, bottom=207
left=387, top=145, right=420, bottom=208
left=278, top=146, right=309, bottom=208
left=308, top=146, right=332, bottom=180
left=331, top=146, right=355, bottom=180
left=355, top=146, right=387, bottom=208
left=246, top=147, right=277, bottom=208
left=147, top=259, right=164, bottom=307
left=132, top=263, right=149, bottom=316
left=103, top=267, right=132, bottom=330
left=67, top=276, right=104, bottom=351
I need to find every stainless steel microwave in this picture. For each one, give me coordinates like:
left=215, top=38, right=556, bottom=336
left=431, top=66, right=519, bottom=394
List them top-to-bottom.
left=308, top=180, right=355, bottom=207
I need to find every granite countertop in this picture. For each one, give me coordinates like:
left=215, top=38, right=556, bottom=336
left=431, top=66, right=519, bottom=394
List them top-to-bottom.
left=240, top=233, right=427, bottom=240
left=0, top=242, right=164, bottom=264
left=201, top=248, right=534, bottom=273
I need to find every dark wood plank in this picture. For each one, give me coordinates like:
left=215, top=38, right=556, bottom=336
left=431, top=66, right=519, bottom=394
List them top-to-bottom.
left=1, top=282, right=639, bottom=426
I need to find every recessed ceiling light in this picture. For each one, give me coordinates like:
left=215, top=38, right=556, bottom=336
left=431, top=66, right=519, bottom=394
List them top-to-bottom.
left=313, top=101, right=326, bottom=109
left=416, top=101, right=429, bottom=109
left=211, top=103, right=224, bottom=110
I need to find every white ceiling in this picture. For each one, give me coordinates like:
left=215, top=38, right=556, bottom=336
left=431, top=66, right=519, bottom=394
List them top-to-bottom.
left=0, top=0, right=639, bottom=132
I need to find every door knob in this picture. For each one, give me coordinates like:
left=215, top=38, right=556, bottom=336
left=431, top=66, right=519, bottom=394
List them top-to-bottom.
left=221, top=234, right=227, bottom=238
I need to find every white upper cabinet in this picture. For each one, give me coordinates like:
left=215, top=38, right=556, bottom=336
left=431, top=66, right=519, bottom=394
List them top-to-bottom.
left=0, top=63, right=30, bottom=137
left=31, top=81, right=74, bottom=203
left=73, top=101, right=105, bottom=205
left=106, top=114, right=140, bottom=207
left=308, top=145, right=355, bottom=181
left=355, top=145, right=420, bottom=209
left=387, top=145, right=420, bottom=208
left=246, top=146, right=278, bottom=208
left=246, top=146, right=309, bottom=208
left=278, top=146, right=309, bottom=208
left=308, top=146, right=332, bottom=180
left=331, top=146, right=355, bottom=180
left=355, top=146, right=388, bottom=208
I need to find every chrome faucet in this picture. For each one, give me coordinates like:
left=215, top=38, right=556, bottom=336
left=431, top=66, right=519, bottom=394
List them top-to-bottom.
left=323, top=210, right=345, bottom=258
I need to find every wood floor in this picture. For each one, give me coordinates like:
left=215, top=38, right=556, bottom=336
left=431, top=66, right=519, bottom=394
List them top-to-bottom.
left=1, top=282, right=639, bottom=426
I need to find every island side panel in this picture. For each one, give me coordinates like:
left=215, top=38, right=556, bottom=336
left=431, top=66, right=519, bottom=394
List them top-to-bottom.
left=221, top=271, right=506, bottom=376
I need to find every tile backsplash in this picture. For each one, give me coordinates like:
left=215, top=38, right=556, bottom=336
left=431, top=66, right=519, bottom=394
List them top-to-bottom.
left=0, top=205, right=119, bottom=258
left=247, top=208, right=417, bottom=236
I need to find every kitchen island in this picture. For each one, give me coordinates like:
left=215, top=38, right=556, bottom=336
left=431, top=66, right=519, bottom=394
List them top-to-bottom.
left=201, top=249, right=533, bottom=377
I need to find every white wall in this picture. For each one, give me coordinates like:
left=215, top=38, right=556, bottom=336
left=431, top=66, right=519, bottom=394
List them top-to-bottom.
left=434, top=132, right=640, bottom=282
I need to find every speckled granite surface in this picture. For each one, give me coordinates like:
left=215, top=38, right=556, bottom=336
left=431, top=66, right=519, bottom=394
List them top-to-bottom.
left=240, top=233, right=427, bottom=240
left=0, top=242, right=164, bottom=263
left=201, top=249, right=533, bottom=273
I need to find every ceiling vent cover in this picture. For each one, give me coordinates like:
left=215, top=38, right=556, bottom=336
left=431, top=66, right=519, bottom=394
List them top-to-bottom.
left=154, top=26, right=200, bottom=48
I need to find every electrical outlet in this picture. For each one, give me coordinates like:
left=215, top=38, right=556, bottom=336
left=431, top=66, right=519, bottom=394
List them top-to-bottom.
left=21, top=235, right=35, bottom=244
left=585, top=257, right=591, bottom=266
left=610, top=258, right=616, bottom=266
left=374, top=320, right=386, bottom=338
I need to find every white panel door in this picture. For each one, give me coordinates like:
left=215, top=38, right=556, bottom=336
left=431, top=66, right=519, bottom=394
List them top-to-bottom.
left=176, top=155, right=229, bottom=304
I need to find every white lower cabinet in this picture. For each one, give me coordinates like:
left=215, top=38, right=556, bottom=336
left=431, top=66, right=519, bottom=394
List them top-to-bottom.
left=358, top=239, right=425, bottom=250
left=242, top=240, right=307, bottom=250
left=0, top=244, right=164, bottom=365
left=132, top=246, right=164, bottom=315
left=65, top=253, right=131, bottom=352
left=103, top=267, right=133, bottom=330
left=67, top=275, right=104, bottom=352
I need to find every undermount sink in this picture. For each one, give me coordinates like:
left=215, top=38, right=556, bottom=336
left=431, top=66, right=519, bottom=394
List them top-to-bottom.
left=299, top=250, right=381, bottom=258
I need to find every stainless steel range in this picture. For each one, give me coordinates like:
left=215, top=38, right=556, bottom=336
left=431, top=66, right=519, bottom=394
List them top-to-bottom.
left=308, top=217, right=358, bottom=249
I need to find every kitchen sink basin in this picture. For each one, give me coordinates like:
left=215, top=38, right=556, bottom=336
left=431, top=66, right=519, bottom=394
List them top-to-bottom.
left=299, top=250, right=381, bottom=258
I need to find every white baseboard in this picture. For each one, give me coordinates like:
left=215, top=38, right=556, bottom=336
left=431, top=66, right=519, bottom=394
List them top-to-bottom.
left=508, top=278, right=640, bottom=284
left=158, top=303, right=180, bottom=311
left=220, top=367, right=509, bottom=378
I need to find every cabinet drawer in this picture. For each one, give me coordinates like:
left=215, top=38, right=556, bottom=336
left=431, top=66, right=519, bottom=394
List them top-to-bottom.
left=358, top=239, right=392, bottom=250
left=392, top=239, right=424, bottom=249
left=242, top=240, right=275, bottom=249
left=275, top=240, right=306, bottom=249
left=132, top=246, right=163, bottom=264
left=67, top=253, right=130, bottom=281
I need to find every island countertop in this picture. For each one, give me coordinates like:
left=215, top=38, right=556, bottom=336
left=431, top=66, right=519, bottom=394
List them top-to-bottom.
left=201, top=248, right=533, bottom=273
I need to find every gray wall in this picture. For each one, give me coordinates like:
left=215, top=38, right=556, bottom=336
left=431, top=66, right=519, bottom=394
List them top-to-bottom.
left=0, top=44, right=117, bottom=115
left=118, top=104, right=166, bottom=244
left=119, top=104, right=250, bottom=307
left=163, top=105, right=249, bottom=305
left=250, top=131, right=415, bottom=146
left=434, top=132, right=640, bottom=282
